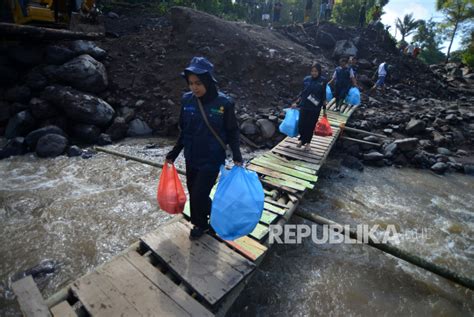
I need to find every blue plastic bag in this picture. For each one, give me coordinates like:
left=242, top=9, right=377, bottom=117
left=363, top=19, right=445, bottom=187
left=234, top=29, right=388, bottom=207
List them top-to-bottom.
left=326, top=84, right=333, bottom=102
left=345, top=87, right=361, bottom=106
left=279, top=108, right=299, bottom=137
left=210, top=166, right=264, bottom=241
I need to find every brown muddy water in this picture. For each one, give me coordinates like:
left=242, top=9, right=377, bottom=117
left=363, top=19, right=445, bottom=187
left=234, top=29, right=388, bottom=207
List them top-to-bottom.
left=1, top=138, right=473, bottom=316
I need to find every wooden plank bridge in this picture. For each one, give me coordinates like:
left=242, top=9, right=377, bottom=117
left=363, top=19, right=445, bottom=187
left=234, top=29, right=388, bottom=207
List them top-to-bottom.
left=13, top=102, right=357, bottom=317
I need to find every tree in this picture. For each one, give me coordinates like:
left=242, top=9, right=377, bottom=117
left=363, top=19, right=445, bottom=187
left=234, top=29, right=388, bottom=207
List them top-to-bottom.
left=332, top=0, right=389, bottom=27
left=436, top=0, right=474, bottom=62
left=395, top=13, right=423, bottom=42
left=412, top=19, right=446, bottom=64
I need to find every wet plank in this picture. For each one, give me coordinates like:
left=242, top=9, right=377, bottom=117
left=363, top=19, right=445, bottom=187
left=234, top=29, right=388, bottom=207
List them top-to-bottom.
left=275, top=145, right=324, bottom=161
left=271, top=148, right=321, bottom=164
left=263, top=152, right=320, bottom=170
left=257, top=154, right=317, bottom=174
left=250, top=158, right=318, bottom=182
left=247, top=164, right=314, bottom=189
left=263, top=176, right=307, bottom=192
left=260, top=178, right=299, bottom=195
left=264, top=197, right=289, bottom=209
left=264, top=202, right=287, bottom=215
left=260, top=209, right=278, bottom=225
left=141, top=222, right=254, bottom=305
left=249, top=223, right=269, bottom=241
left=225, top=236, right=267, bottom=262
left=123, top=251, right=214, bottom=316
left=71, top=271, right=143, bottom=316
left=12, top=276, right=51, bottom=317
left=50, top=301, right=76, bottom=317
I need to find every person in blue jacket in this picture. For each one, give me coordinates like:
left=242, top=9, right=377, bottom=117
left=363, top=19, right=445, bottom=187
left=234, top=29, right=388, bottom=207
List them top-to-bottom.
left=166, top=57, right=243, bottom=240
left=328, top=57, right=357, bottom=111
left=291, top=63, right=327, bottom=151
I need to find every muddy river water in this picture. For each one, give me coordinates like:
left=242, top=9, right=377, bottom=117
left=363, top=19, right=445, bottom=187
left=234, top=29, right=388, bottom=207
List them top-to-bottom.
left=0, top=138, right=472, bottom=316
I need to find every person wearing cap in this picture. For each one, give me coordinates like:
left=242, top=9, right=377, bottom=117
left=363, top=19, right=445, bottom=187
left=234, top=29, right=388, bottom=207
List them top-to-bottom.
left=165, top=57, right=243, bottom=240
left=291, top=63, right=327, bottom=151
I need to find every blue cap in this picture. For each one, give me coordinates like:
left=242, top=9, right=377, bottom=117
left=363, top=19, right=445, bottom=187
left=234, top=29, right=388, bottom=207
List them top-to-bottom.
left=183, top=56, right=217, bottom=82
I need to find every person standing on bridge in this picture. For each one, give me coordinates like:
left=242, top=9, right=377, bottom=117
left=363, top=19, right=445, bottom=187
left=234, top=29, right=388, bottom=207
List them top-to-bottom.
left=166, top=57, right=243, bottom=240
left=328, top=57, right=357, bottom=111
left=291, top=63, right=327, bottom=151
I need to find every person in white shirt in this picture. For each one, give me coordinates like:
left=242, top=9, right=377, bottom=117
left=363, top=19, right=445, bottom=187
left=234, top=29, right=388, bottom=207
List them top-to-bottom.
left=370, top=61, right=388, bottom=95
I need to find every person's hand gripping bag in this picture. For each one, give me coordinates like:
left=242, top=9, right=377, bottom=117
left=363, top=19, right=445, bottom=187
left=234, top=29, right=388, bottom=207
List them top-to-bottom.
left=279, top=108, right=299, bottom=138
left=314, top=114, right=333, bottom=137
left=157, top=163, right=187, bottom=214
left=210, top=166, right=264, bottom=241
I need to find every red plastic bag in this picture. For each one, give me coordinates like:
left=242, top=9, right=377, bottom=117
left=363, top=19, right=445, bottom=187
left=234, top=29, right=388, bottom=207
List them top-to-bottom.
left=314, top=115, right=333, bottom=136
left=157, top=163, right=187, bottom=214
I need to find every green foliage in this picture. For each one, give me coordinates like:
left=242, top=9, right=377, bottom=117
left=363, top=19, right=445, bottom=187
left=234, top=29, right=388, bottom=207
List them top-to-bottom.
left=332, top=0, right=388, bottom=27
left=436, top=0, right=474, bottom=61
left=396, top=13, right=423, bottom=42
left=412, top=19, right=446, bottom=64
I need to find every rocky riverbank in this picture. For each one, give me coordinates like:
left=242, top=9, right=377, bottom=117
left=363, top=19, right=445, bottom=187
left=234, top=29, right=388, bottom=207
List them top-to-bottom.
left=1, top=6, right=473, bottom=174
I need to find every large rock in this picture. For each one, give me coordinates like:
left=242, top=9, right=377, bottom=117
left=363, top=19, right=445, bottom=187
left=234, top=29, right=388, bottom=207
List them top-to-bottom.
left=316, top=31, right=336, bottom=49
left=333, top=40, right=358, bottom=58
left=70, top=41, right=107, bottom=60
left=7, top=45, right=44, bottom=65
left=45, top=45, right=75, bottom=65
left=44, top=55, right=108, bottom=93
left=25, top=70, right=48, bottom=91
left=42, top=85, right=115, bottom=126
left=4, top=86, right=31, bottom=103
left=29, top=98, right=57, bottom=120
left=5, top=111, right=36, bottom=139
left=106, top=117, right=128, bottom=141
left=127, top=119, right=152, bottom=136
left=256, top=119, right=275, bottom=139
left=405, top=119, right=426, bottom=135
left=240, top=120, right=258, bottom=135
left=71, top=124, right=101, bottom=143
left=25, top=126, right=67, bottom=150
left=97, top=133, right=112, bottom=145
left=35, top=134, right=68, bottom=158
left=0, top=137, right=27, bottom=159
left=394, top=138, right=419, bottom=152
left=383, top=142, right=398, bottom=158
left=67, top=145, right=83, bottom=157
left=437, top=147, right=452, bottom=156
left=363, top=151, right=384, bottom=161
left=341, top=155, right=364, bottom=171
left=431, top=162, right=448, bottom=174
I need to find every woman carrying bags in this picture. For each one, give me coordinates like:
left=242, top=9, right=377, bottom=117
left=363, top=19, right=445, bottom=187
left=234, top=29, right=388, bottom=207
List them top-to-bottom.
left=165, top=57, right=243, bottom=240
left=292, top=62, right=327, bottom=151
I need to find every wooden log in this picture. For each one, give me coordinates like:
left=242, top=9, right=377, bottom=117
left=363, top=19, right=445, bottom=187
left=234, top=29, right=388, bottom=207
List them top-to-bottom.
left=0, top=22, right=104, bottom=40
left=343, top=126, right=388, bottom=139
left=240, top=134, right=262, bottom=149
left=339, top=136, right=381, bottom=147
left=94, top=146, right=186, bottom=175
left=294, top=209, right=474, bottom=291
left=12, top=275, right=51, bottom=317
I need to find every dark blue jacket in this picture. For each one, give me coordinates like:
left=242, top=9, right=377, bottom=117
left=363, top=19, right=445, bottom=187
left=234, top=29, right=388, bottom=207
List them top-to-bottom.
left=334, top=66, right=352, bottom=97
left=298, top=75, right=327, bottom=110
left=166, top=92, right=242, bottom=171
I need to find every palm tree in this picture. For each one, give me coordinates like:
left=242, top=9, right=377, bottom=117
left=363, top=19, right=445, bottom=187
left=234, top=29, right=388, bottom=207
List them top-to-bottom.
left=436, top=0, right=473, bottom=62
left=396, top=13, right=423, bottom=42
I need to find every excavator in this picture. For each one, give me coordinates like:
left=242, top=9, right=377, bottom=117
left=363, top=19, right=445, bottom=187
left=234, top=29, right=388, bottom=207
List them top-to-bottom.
left=1, top=0, right=104, bottom=38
